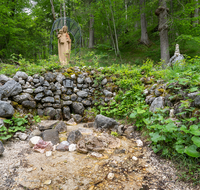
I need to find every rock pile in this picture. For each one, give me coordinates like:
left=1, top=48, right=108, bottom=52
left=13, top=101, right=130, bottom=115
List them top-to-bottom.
left=0, top=67, right=118, bottom=120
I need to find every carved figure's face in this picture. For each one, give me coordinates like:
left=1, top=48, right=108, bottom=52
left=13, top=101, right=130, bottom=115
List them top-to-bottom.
left=62, top=26, right=68, bottom=33
left=59, top=29, right=63, bottom=34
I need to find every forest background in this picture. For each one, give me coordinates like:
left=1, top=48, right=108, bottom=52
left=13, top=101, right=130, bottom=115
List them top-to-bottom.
left=1, top=0, right=200, bottom=65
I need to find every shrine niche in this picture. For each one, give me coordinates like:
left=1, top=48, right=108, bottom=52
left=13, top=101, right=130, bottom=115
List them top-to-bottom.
left=50, top=17, right=82, bottom=63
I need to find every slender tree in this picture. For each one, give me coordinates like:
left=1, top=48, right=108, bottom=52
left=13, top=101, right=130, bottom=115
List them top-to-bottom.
left=140, top=0, right=150, bottom=46
left=155, top=0, right=170, bottom=67
left=89, top=14, right=94, bottom=48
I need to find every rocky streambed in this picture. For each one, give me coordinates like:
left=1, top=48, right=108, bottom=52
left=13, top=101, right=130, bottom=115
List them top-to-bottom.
left=0, top=119, right=198, bottom=190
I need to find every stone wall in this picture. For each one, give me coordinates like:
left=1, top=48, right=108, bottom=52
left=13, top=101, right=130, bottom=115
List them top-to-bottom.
left=0, top=66, right=118, bottom=120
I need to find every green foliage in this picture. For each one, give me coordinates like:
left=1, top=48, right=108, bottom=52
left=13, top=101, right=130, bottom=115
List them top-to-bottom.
left=0, top=115, right=28, bottom=141
left=111, top=131, right=119, bottom=137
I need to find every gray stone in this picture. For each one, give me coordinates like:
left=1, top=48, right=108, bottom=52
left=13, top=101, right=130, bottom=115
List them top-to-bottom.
left=14, top=71, right=28, bottom=80
left=44, top=72, right=56, bottom=82
left=56, top=73, right=65, bottom=84
left=0, top=74, right=11, bottom=84
left=33, top=74, right=40, bottom=79
left=71, top=74, right=76, bottom=79
left=13, top=75, right=19, bottom=82
left=27, top=76, right=33, bottom=82
left=39, top=76, right=44, bottom=85
left=77, top=77, right=84, bottom=84
left=85, top=77, right=92, bottom=84
left=63, top=78, right=73, bottom=88
left=101, top=78, right=107, bottom=85
left=19, top=79, right=25, bottom=85
left=33, top=79, right=40, bottom=83
left=0, top=80, right=22, bottom=99
left=43, top=80, right=50, bottom=87
left=50, top=82, right=56, bottom=91
left=55, top=82, right=62, bottom=90
left=34, top=83, right=41, bottom=87
left=77, top=84, right=83, bottom=88
left=83, top=84, right=88, bottom=88
left=34, top=86, right=44, bottom=94
left=61, top=86, right=67, bottom=93
left=73, top=87, right=79, bottom=93
left=23, top=88, right=33, bottom=94
left=44, top=89, right=53, bottom=96
left=66, top=89, right=73, bottom=95
left=103, top=89, right=112, bottom=97
left=77, top=91, right=88, bottom=98
left=188, top=92, right=200, bottom=99
left=13, top=93, right=32, bottom=103
left=35, top=93, right=44, bottom=101
left=61, top=94, right=70, bottom=101
left=71, top=94, right=77, bottom=101
left=54, top=95, right=60, bottom=103
left=145, top=95, right=155, bottom=105
left=194, top=96, right=200, bottom=107
left=41, top=97, right=55, bottom=103
left=77, top=97, right=82, bottom=102
left=105, top=97, right=112, bottom=102
left=149, top=97, right=165, bottom=112
left=22, top=100, right=36, bottom=109
left=61, top=100, right=72, bottom=106
left=82, top=100, right=92, bottom=106
left=0, top=101, right=14, bottom=118
left=72, top=102, right=85, bottom=115
left=43, top=103, right=53, bottom=107
left=53, top=104, right=61, bottom=109
left=63, top=106, right=71, bottom=120
left=43, top=107, right=56, bottom=119
left=37, top=109, right=44, bottom=116
left=55, top=109, right=62, bottom=120
left=71, top=114, right=82, bottom=123
left=94, top=114, right=119, bottom=130
left=37, top=120, right=59, bottom=131
left=55, top=121, right=67, bottom=133
left=124, top=126, right=136, bottom=137
left=30, top=129, right=42, bottom=137
left=42, top=129, right=60, bottom=145
left=67, top=130, right=83, bottom=144
left=14, top=132, right=28, bottom=141
left=0, top=141, right=4, bottom=155
left=56, top=141, right=69, bottom=151
left=69, top=144, right=77, bottom=151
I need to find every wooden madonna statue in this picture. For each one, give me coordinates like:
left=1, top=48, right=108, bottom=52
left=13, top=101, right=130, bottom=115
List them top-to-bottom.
left=57, top=26, right=71, bottom=65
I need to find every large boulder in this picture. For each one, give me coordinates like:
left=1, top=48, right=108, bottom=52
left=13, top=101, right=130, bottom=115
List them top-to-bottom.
left=13, top=71, right=28, bottom=80
left=0, top=74, right=11, bottom=84
left=0, top=80, right=22, bottom=100
left=13, top=93, right=33, bottom=104
left=0, top=101, right=14, bottom=118
left=71, top=102, right=85, bottom=115
left=94, top=114, right=118, bottom=130
left=37, top=120, right=59, bottom=131
left=55, top=121, right=67, bottom=133
left=42, top=129, right=60, bottom=145
left=67, top=130, right=83, bottom=144
left=77, top=133, right=120, bottom=154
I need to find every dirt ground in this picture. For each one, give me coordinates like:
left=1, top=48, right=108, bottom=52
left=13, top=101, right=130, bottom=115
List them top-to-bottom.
left=0, top=123, right=199, bottom=190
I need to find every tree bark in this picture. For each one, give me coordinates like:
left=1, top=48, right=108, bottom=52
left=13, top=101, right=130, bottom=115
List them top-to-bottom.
left=50, top=0, right=56, bottom=21
left=140, top=0, right=150, bottom=46
left=155, top=0, right=170, bottom=67
left=193, top=0, right=199, bottom=27
left=63, top=2, right=66, bottom=26
left=89, top=14, right=94, bottom=48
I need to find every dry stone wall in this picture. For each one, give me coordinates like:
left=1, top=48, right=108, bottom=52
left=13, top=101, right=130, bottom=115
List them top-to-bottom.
left=0, top=66, right=118, bottom=120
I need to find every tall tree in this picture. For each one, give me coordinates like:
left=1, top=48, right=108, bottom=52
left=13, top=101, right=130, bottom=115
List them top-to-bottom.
left=140, top=0, right=150, bottom=46
left=155, top=0, right=170, bottom=67
left=193, top=0, right=199, bottom=26
left=89, top=14, right=94, bottom=48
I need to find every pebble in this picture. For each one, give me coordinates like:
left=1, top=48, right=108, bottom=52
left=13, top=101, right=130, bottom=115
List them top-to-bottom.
left=29, top=136, right=42, bottom=147
left=136, top=139, right=143, bottom=147
left=69, top=144, right=77, bottom=151
left=46, top=151, right=52, bottom=157
left=132, top=156, right=138, bottom=161
left=27, top=167, right=33, bottom=172
left=107, top=173, right=115, bottom=180
left=43, top=180, right=51, bottom=185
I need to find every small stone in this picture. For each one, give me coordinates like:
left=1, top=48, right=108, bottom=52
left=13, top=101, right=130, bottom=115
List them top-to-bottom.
left=101, top=78, right=107, bottom=85
left=67, top=130, right=82, bottom=144
left=14, top=132, right=28, bottom=141
left=29, top=136, right=42, bottom=148
left=136, top=139, right=143, bottom=147
left=0, top=141, right=4, bottom=155
left=56, top=141, right=69, bottom=151
left=69, top=144, right=77, bottom=151
left=46, top=151, right=52, bottom=157
left=90, top=152, right=103, bottom=158
left=132, top=156, right=138, bottom=161
left=27, top=167, right=33, bottom=172
left=107, top=173, right=114, bottom=180
left=43, top=180, right=52, bottom=185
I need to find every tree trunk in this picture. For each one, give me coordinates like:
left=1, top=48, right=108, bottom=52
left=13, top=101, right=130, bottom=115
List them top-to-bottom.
left=50, top=0, right=56, bottom=21
left=140, top=0, right=150, bottom=46
left=155, top=0, right=170, bottom=67
left=193, top=0, right=199, bottom=26
left=63, top=2, right=66, bottom=26
left=60, top=3, right=62, bottom=18
left=89, top=14, right=94, bottom=48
